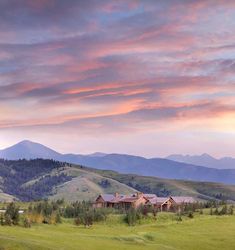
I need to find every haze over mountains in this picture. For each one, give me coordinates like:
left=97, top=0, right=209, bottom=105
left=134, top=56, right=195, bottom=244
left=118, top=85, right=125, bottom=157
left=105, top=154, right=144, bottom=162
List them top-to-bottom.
left=1, top=140, right=235, bottom=185
left=167, top=154, right=235, bottom=170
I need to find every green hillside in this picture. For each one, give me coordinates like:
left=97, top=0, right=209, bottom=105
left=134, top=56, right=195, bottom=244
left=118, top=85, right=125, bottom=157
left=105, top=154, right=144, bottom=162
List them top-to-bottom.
left=0, top=159, right=135, bottom=202
left=1, top=159, right=235, bottom=202
left=49, top=166, right=136, bottom=201
left=85, top=167, right=235, bottom=201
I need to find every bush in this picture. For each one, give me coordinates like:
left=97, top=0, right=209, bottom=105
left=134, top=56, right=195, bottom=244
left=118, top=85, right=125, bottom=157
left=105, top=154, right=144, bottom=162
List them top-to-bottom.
left=4, top=203, right=19, bottom=225
left=219, top=205, right=227, bottom=215
left=228, top=205, right=234, bottom=215
left=125, top=208, right=142, bottom=226
left=188, top=211, right=194, bottom=218
left=55, top=213, right=62, bottom=224
left=175, top=213, right=182, bottom=222
left=4, top=214, right=12, bottom=226
left=23, top=217, right=31, bottom=228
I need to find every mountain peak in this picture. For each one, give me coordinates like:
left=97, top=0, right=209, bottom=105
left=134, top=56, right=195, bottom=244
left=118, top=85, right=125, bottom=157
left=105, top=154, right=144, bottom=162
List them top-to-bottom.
left=0, top=140, right=61, bottom=160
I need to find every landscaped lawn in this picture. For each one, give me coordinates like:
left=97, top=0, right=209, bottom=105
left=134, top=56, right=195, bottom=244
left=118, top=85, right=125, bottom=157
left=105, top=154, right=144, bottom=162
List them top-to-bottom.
left=0, top=214, right=234, bottom=250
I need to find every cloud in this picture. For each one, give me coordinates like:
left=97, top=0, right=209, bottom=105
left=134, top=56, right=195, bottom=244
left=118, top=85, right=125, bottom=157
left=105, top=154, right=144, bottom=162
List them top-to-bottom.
left=0, top=0, right=235, bottom=156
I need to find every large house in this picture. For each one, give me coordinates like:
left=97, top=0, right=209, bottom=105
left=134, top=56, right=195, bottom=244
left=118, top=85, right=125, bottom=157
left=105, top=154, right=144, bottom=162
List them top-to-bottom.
left=93, top=192, right=149, bottom=209
left=93, top=193, right=195, bottom=211
left=146, top=197, right=173, bottom=211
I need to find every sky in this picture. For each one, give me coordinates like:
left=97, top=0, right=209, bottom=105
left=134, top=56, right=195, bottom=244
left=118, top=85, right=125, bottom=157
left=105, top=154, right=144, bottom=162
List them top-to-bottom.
left=0, top=0, right=235, bottom=158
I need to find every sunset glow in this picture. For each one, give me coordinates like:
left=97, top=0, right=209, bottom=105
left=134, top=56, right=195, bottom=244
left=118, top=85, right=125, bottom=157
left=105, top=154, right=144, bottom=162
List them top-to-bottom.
left=0, top=0, right=235, bottom=157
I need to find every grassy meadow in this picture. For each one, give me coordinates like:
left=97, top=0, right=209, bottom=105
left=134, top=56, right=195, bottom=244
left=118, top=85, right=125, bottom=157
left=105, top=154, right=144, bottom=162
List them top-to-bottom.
left=0, top=212, right=234, bottom=250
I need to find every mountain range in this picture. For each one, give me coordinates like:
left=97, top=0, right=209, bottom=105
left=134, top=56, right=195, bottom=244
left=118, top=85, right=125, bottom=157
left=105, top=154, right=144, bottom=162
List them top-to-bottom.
left=0, top=140, right=235, bottom=185
left=167, top=154, right=235, bottom=169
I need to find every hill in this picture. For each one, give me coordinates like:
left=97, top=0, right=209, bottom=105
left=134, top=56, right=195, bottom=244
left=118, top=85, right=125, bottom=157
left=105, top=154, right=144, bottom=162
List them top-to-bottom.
left=1, top=141, right=235, bottom=185
left=0, top=159, right=235, bottom=202
left=0, top=159, right=135, bottom=202
left=87, top=168, right=235, bottom=202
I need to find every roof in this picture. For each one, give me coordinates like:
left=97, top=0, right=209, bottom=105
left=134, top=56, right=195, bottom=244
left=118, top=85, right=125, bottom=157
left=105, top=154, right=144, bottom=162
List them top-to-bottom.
left=119, top=193, right=148, bottom=203
left=97, top=194, right=125, bottom=203
left=143, top=194, right=157, bottom=199
left=170, top=196, right=195, bottom=204
left=119, top=197, right=140, bottom=203
left=147, top=197, right=169, bottom=205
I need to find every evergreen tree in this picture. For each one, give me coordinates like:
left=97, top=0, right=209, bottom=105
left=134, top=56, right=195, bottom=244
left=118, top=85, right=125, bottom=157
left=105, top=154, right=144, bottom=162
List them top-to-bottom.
left=5, top=203, right=19, bottom=225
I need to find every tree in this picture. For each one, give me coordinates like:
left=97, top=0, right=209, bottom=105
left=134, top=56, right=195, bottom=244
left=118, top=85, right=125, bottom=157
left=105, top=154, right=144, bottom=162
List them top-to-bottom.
left=5, top=203, right=19, bottom=225
left=219, top=205, right=227, bottom=215
left=228, top=205, right=234, bottom=215
left=209, top=207, right=213, bottom=215
left=214, top=207, right=219, bottom=215
left=125, top=208, right=138, bottom=226
left=188, top=211, right=194, bottom=218
left=55, top=213, right=62, bottom=224
left=0, top=214, right=4, bottom=225
left=23, top=217, right=31, bottom=228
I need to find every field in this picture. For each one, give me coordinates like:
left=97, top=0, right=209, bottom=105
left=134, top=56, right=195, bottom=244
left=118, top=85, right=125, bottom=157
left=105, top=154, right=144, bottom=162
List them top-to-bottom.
left=0, top=213, right=234, bottom=250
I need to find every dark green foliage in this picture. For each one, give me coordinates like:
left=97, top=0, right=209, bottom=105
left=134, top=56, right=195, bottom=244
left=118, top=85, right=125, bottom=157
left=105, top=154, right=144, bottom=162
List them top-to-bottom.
left=0, top=159, right=72, bottom=201
left=98, top=179, right=111, bottom=188
left=29, top=200, right=61, bottom=217
left=4, top=202, right=19, bottom=225
left=219, top=205, right=228, bottom=215
left=228, top=205, right=234, bottom=215
left=210, top=207, right=213, bottom=215
left=214, top=207, right=219, bottom=215
left=125, top=208, right=142, bottom=226
left=188, top=211, right=194, bottom=218
left=0, top=213, right=4, bottom=225
left=55, top=213, right=62, bottom=224
left=175, top=213, right=182, bottom=222
left=4, top=214, right=12, bottom=226
left=23, top=217, right=31, bottom=228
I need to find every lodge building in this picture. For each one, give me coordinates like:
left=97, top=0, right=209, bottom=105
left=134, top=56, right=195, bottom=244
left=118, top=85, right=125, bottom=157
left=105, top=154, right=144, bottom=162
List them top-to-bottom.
left=93, top=192, right=196, bottom=211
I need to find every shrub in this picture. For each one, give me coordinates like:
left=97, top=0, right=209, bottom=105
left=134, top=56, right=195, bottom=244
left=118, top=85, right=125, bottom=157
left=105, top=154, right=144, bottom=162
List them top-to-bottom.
left=5, top=203, right=19, bottom=225
left=219, top=205, right=228, bottom=215
left=228, top=205, right=234, bottom=215
left=125, top=208, right=142, bottom=226
left=188, top=211, right=194, bottom=218
left=55, top=213, right=62, bottom=224
left=4, top=214, right=12, bottom=226
left=23, top=217, right=31, bottom=228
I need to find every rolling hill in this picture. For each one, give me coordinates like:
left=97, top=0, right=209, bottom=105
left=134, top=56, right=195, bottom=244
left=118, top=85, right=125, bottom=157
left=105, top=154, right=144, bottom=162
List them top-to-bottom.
left=0, top=158, right=235, bottom=202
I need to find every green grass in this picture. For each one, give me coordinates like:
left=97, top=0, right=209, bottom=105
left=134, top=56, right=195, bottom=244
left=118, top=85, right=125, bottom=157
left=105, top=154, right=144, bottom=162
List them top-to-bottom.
left=0, top=213, right=234, bottom=250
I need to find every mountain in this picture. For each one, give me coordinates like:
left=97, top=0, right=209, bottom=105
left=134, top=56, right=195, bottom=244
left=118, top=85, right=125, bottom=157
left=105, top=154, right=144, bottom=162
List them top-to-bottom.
left=0, top=140, right=61, bottom=160
left=1, top=140, right=235, bottom=185
left=73, top=154, right=235, bottom=184
left=167, top=154, right=235, bottom=169
left=1, top=158, right=235, bottom=202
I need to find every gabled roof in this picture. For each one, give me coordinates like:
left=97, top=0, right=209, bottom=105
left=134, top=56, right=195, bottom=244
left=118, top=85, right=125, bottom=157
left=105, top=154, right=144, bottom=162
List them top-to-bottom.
left=97, top=194, right=125, bottom=203
left=119, top=194, right=148, bottom=203
left=143, top=194, right=157, bottom=200
left=170, top=196, right=195, bottom=204
left=147, top=197, right=169, bottom=205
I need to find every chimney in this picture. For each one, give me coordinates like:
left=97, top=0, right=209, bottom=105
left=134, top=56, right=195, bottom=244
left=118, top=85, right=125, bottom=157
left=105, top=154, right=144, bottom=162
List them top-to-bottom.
left=115, top=193, right=119, bottom=198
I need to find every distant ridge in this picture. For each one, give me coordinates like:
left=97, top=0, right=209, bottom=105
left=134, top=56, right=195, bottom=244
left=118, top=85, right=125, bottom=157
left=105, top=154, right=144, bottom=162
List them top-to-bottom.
left=1, top=140, right=235, bottom=185
left=167, top=154, right=235, bottom=169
